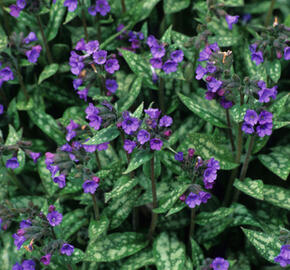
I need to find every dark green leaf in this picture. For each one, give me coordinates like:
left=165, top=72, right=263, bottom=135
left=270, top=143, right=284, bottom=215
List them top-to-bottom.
left=163, top=0, right=190, bottom=14
left=266, top=60, right=281, bottom=83
left=38, top=63, right=59, bottom=84
left=84, top=125, right=120, bottom=145
left=123, top=150, right=153, bottom=174
left=234, top=178, right=264, bottom=200
left=263, top=184, right=290, bottom=210
left=195, top=207, right=234, bottom=225
left=88, top=215, right=110, bottom=241
left=190, top=238, right=204, bottom=268
left=121, top=248, right=155, bottom=270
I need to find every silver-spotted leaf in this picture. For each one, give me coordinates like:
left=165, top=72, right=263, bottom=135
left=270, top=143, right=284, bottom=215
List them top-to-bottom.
left=234, top=178, right=264, bottom=200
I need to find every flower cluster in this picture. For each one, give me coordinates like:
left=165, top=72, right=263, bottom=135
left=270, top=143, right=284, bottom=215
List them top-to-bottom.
left=9, top=0, right=26, bottom=17
left=88, top=0, right=110, bottom=16
left=225, top=14, right=239, bottom=30
left=250, top=23, right=290, bottom=65
left=23, top=32, right=42, bottom=64
left=147, top=35, right=184, bottom=77
left=70, top=39, right=119, bottom=100
left=195, top=42, right=234, bottom=109
left=0, top=65, right=14, bottom=88
left=257, top=80, right=277, bottom=103
left=121, top=108, right=173, bottom=153
left=242, top=109, right=273, bottom=137
left=175, top=149, right=220, bottom=208
left=83, top=176, right=100, bottom=194
left=274, top=244, right=290, bottom=267
left=211, top=257, right=230, bottom=270
left=12, top=260, right=35, bottom=270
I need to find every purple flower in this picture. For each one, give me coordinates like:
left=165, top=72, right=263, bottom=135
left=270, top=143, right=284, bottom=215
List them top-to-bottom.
left=17, top=0, right=26, bottom=9
left=64, top=0, right=77, bottom=12
left=95, top=0, right=110, bottom=16
left=9, top=5, right=22, bottom=17
left=88, top=6, right=97, bottom=16
left=242, top=13, right=252, bottom=23
left=225, top=15, right=239, bottom=30
left=23, top=32, right=37, bottom=44
left=147, top=35, right=159, bottom=48
left=75, top=39, right=86, bottom=51
left=85, top=40, right=99, bottom=54
left=209, top=42, right=220, bottom=52
left=250, top=43, right=257, bottom=53
left=26, top=45, right=42, bottom=63
left=151, top=45, right=166, bottom=58
left=198, top=46, right=212, bottom=61
left=284, top=47, right=290, bottom=60
left=93, top=50, right=107, bottom=64
left=171, top=50, right=184, bottom=63
left=251, top=50, right=264, bottom=65
left=69, top=51, right=84, bottom=75
left=150, top=58, right=163, bottom=69
left=105, top=59, right=120, bottom=74
left=162, top=60, right=178, bottom=74
left=206, top=63, right=216, bottom=74
left=195, top=65, right=207, bottom=80
left=0, top=67, right=14, bottom=81
left=73, top=78, right=83, bottom=90
left=207, top=78, right=223, bottom=93
left=105, top=79, right=118, bottom=93
left=258, top=86, right=277, bottom=103
left=77, top=89, right=88, bottom=101
left=220, top=97, right=233, bottom=109
left=85, top=103, right=102, bottom=130
left=0, top=104, right=3, bottom=115
left=144, top=108, right=161, bottom=120
left=244, top=109, right=258, bottom=126
left=258, top=110, right=272, bottom=125
left=122, top=112, right=140, bottom=135
left=159, top=115, right=173, bottom=127
left=67, top=119, right=79, bottom=132
left=242, top=122, right=255, bottom=134
left=256, top=123, right=272, bottom=137
left=137, top=129, right=150, bottom=145
left=150, top=138, right=163, bottom=151
left=123, top=139, right=137, bottom=154
left=96, top=142, right=109, bottom=151
left=61, top=143, right=72, bottom=152
left=82, top=144, right=97, bottom=152
left=29, top=152, right=41, bottom=163
left=45, top=152, right=55, bottom=166
left=174, top=152, right=183, bottom=162
left=6, top=157, right=19, bottom=170
left=207, top=158, right=220, bottom=170
left=203, top=167, right=217, bottom=189
left=53, top=174, right=66, bottom=188
left=83, top=180, right=99, bottom=194
left=199, top=191, right=211, bottom=203
left=185, top=192, right=201, bottom=208
left=47, top=211, right=62, bottom=226
left=20, top=219, right=31, bottom=229
left=12, top=233, right=26, bottom=249
left=61, top=243, right=74, bottom=256
left=274, top=245, right=290, bottom=267
left=40, top=254, right=51, bottom=265
left=212, top=257, right=229, bottom=270
left=21, top=260, right=36, bottom=270
left=12, top=262, right=23, bottom=270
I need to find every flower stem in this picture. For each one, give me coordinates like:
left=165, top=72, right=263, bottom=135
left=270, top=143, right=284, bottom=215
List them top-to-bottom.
left=0, top=0, right=11, bottom=35
left=80, top=0, right=89, bottom=42
left=120, top=0, right=126, bottom=13
left=264, top=0, right=276, bottom=27
left=97, top=14, right=102, bottom=42
left=36, top=15, right=53, bottom=64
left=15, top=65, right=29, bottom=101
left=158, top=78, right=165, bottom=113
left=226, top=109, right=235, bottom=152
left=223, top=122, right=243, bottom=206
left=233, top=135, right=255, bottom=202
left=95, top=152, right=101, bottom=170
left=147, top=155, right=158, bottom=241
left=91, top=193, right=100, bottom=220
left=189, top=208, right=196, bottom=239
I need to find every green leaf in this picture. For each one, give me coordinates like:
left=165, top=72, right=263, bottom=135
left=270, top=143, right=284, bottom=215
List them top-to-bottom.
left=46, top=0, right=66, bottom=41
left=163, top=0, right=190, bottom=14
left=217, top=0, right=244, bottom=6
left=63, top=9, right=78, bottom=24
left=0, top=25, right=7, bottom=51
left=161, top=25, right=172, bottom=44
left=208, top=35, right=239, bottom=47
left=120, top=49, right=157, bottom=90
left=266, top=59, right=281, bottom=83
left=38, top=63, right=59, bottom=84
left=117, top=76, right=143, bottom=112
left=178, top=93, right=227, bottom=128
left=270, top=93, right=289, bottom=119
left=132, top=102, right=144, bottom=118
left=230, top=104, right=250, bottom=123
left=28, top=107, right=65, bottom=145
left=5, top=125, right=21, bottom=146
left=84, top=125, right=120, bottom=145
left=182, top=132, right=238, bottom=170
left=252, top=136, right=269, bottom=154
left=123, top=150, right=153, bottom=174
left=258, top=150, right=290, bottom=180
left=105, top=176, right=138, bottom=202
left=234, top=178, right=264, bottom=200
left=153, top=183, right=190, bottom=214
left=263, top=184, right=290, bottom=210
left=9, top=196, right=46, bottom=209
left=166, top=200, right=186, bottom=217
left=230, top=203, right=261, bottom=228
left=195, top=207, right=234, bottom=225
left=58, top=209, right=88, bottom=240
left=88, top=215, right=110, bottom=242
left=242, top=228, right=281, bottom=263
left=85, top=232, right=148, bottom=262
left=153, top=232, right=186, bottom=270
left=190, top=238, right=204, bottom=268
left=121, top=248, right=155, bottom=270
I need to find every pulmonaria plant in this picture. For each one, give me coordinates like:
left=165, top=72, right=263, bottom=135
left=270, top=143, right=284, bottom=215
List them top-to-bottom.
left=70, top=39, right=119, bottom=100
left=0, top=64, right=14, bottom=88
left=120, top=107, right=173, bottom=153
left=175, top=149, right=220, bottom=208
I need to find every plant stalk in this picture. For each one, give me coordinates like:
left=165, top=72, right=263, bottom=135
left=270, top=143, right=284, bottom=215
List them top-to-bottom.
left=79, top=0, right=89, bottom=42
left=120, top=0, right=126, bottom=13
left=264, top=0, right=276, bottom=27
left=36, top=15, right=53, bottom=64
left=15, top=65, right=29, bottom=101
left=158, top=78, right=165, bottom=113
left=226, top=109, right=235, bottom=152
left=147, top=155, right=158, bottom=241
left=91, top=193, right=100, bottom=220
left=189, top=208, right=196, bottom=238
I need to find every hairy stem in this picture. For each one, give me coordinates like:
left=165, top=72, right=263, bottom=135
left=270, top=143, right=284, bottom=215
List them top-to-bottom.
left=79, top=0, right=89, bottom=42
left=120, top=0, right=126, bottom=13
left=264, top=0, right=276, bottom=27
left=97, top=14, right=102, bottom=42
left=36, top=15, right=53, bottom=64
left=16, top=65, right=29, bottom=101
left=158, top=78, right=165, bottom=113
left=226, top=109, right=235, bottom=152
left=233, top=135, right=255, bottom=202
left=95, top=152, right=102, bottom=170
left=147, top=155, right=158, bottom=241
left=91, top=193, right=100, bottom=220
left=189, top=208, right=196, bottom=239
